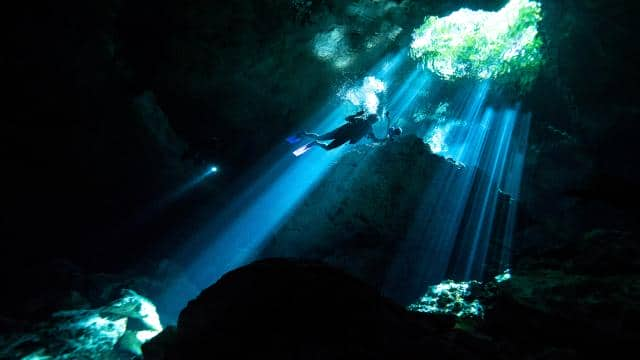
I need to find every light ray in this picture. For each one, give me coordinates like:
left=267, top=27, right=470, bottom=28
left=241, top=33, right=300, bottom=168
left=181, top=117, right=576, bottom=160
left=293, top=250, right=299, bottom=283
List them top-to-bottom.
left=155, top=50, right=413, bottom=324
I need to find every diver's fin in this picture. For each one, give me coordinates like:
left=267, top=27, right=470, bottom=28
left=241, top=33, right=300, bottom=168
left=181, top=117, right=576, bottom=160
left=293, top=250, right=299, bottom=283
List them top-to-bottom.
left=286, top=134, right=302, bottom=144
left=293, top=141, right=316, bottom=157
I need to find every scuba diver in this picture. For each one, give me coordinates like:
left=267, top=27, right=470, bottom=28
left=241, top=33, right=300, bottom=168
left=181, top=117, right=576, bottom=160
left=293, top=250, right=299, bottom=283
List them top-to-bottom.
left=291, top=109, right=404, bottom=156
left=293, top=110, right=401, bottom=156
left=302, top=110, right=385, bottom=150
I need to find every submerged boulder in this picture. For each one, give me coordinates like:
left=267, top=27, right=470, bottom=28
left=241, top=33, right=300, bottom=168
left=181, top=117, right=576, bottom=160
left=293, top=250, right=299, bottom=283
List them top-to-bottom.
left=262, top=135, right=508, bottom=303
left=263, top=136, right=442, bottom=283
left=472, top=229, right=640, bottom=358
left=145, top=244, right=637, bottom=359
left=143, top=258, right=499, bottom=359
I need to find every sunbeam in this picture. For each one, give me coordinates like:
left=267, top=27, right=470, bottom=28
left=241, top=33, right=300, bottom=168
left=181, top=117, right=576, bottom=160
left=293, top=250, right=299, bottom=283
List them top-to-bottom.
left=155, top=50, right=422, bottom=323
left=382, top=80, right=531, bottom=303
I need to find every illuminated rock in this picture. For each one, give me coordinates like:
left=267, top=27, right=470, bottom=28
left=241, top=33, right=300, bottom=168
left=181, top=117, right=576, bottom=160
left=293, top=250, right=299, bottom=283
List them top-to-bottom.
left=408, top=279, right=485, bottom=319
left=1, top=289, right=162, bottom=359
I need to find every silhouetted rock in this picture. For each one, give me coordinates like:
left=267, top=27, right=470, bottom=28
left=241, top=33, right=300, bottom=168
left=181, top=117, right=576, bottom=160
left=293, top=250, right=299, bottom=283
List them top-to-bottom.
left=476, top=228, right=640, bottom=358
left=143, top=258, right=499, bottom=359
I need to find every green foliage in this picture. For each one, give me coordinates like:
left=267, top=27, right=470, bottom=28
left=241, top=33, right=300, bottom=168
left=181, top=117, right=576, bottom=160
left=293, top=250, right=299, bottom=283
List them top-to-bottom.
left=410, top=0, right=544, bottom=90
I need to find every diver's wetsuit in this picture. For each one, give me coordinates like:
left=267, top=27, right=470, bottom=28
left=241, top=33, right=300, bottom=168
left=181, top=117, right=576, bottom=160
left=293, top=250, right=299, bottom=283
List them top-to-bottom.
left=304, top=113, right=382, bottom=150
